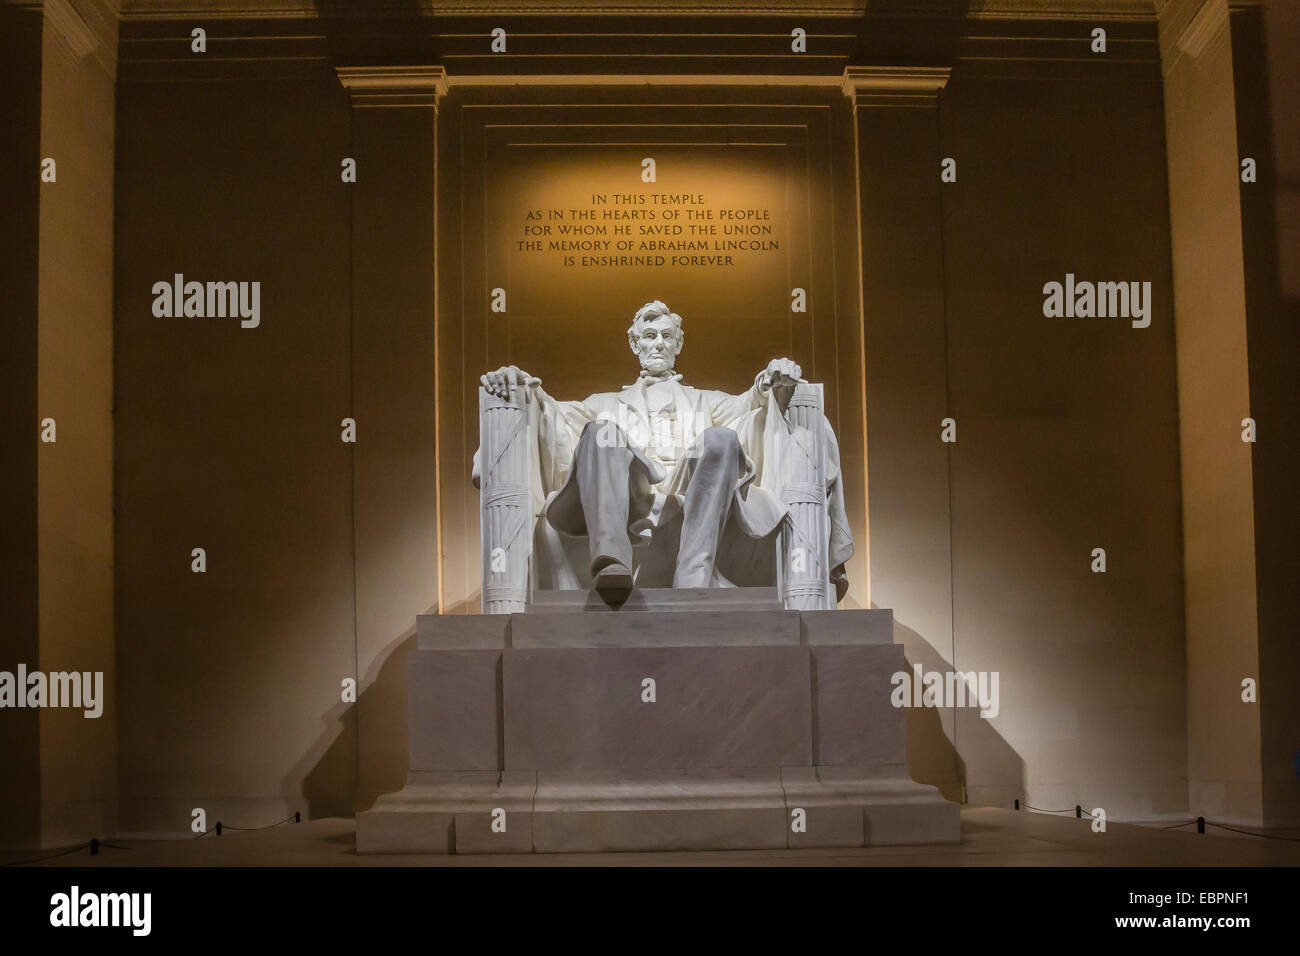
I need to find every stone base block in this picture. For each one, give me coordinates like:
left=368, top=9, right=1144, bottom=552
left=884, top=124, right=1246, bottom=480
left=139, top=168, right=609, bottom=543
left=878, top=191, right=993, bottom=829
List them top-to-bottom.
left=358, top=608, right=960, bottom=854
left=359, top=766, right=958, bottom=853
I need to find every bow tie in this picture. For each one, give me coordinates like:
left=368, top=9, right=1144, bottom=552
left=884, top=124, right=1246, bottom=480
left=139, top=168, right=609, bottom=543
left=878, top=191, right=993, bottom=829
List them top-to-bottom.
left=637, top=370, right=682, bottom=386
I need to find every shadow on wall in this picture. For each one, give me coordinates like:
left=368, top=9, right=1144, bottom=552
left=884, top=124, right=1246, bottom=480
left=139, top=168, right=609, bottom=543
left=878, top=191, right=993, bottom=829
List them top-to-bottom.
left=312, top=0, right=440, bottom=62
left=866, top=0, right=972, bottom=12
left=1231, top=2, right=1300, bottom=825
left=443, top=592, right=480, bottom=616
left=892, top=618, right=1025, bottom=807
left=284, top=625, right=420, bottom=819
left=283, top=690, right=356, bottom=821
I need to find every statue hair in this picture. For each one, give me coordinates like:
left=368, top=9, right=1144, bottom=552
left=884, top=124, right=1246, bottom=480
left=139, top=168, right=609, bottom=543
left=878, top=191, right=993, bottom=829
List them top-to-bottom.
left=627, top=300, right=684, bottom=352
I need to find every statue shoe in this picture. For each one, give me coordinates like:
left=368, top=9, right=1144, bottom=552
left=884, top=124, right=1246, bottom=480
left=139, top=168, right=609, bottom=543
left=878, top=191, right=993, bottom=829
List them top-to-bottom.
left=592, top=562, right=634, bottom=593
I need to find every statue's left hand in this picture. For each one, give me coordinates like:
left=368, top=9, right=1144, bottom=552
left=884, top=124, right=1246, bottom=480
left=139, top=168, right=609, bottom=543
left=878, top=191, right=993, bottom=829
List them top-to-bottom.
left=758, top=357, right=805, bottom=391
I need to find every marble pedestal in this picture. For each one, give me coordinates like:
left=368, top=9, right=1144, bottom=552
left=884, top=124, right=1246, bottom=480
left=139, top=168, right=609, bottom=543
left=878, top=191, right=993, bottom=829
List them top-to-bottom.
left=356, top=604, right=959, bottom=853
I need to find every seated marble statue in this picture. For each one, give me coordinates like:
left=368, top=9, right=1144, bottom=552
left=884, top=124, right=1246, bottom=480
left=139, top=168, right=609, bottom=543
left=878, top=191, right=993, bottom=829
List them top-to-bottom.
left=476, top=300, right=853, bottom=603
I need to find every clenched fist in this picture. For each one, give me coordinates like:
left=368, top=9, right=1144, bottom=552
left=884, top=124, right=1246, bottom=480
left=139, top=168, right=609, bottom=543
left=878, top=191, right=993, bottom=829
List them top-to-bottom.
left=481, top=365, right=542, bottom=399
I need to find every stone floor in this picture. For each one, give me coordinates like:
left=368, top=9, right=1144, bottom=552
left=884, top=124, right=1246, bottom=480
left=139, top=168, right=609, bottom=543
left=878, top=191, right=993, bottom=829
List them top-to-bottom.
left=5, top=808, right=1299, bottom=866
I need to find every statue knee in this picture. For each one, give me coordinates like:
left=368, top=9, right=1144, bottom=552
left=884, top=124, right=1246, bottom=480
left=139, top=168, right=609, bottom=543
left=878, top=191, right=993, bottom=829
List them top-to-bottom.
left=579, top=418, right=630, bottom=452
left=695, top=426, right=740, bottom=457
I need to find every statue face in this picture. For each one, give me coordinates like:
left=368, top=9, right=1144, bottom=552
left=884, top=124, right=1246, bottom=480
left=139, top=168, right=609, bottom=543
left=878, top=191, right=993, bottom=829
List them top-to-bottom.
left=631, top=315, right=682, bottom=373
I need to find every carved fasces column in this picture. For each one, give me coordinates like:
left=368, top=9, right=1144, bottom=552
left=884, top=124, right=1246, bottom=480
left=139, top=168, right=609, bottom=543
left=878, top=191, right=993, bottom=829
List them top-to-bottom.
left=775, top=384, right=832, bottom=611
left=479, top=386, right=535, bottom=614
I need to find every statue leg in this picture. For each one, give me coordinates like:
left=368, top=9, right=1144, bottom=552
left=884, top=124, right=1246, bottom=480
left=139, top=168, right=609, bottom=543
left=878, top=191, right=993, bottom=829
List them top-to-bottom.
left=572, top=420, right=651, bottom=587
left=673, top=426, right=742, bottom=588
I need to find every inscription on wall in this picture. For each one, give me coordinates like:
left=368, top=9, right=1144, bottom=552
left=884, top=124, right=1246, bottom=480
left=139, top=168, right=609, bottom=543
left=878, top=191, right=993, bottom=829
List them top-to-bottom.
left=486, top=144, right=801, bottom=398
left=492, top=147, right=794, bottom=319
left=515, top=191, right=781, bottom=270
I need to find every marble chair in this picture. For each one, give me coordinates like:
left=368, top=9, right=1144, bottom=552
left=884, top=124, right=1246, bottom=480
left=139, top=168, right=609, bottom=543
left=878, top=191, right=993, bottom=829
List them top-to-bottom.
left=473, top=381, right=846, bottom=613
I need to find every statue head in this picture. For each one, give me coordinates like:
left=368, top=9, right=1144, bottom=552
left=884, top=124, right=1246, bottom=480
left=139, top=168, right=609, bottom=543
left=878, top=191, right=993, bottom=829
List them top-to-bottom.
left=627, top=300, right=684, bottom=375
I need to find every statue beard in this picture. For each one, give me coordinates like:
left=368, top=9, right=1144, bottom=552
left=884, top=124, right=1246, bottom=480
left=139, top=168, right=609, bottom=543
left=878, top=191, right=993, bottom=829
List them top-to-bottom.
left=638, top=351, right=677, bottom=381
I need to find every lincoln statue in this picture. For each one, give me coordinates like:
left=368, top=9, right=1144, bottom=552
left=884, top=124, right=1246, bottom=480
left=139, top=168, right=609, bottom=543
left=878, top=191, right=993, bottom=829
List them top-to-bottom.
left=477, top=300, right=854, bottom=600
